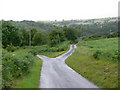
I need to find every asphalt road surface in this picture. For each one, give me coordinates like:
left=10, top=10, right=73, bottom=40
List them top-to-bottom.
left=37, top=45, right=99, bottom=88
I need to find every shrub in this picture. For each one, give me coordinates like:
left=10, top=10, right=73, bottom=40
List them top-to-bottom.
left=70, top=40, right=78, bottom=44
left=29, top=41, right=70, bottom=55
left=6, top=44, right=16, bottom=52
left=2, top=50, right=34, bottom=88
left=93, top=50, right=102, bottom=59
left=112, top=50, right=119, bottom=60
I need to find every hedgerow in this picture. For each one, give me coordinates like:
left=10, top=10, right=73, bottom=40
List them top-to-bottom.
left=29, top=41, right=70, bottom=55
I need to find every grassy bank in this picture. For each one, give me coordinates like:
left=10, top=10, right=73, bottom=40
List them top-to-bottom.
left=66, top=38, right=118, bottom=88
left=10, top=49, right=41, bottom=88
left=13, top=57, right=42, bottom=88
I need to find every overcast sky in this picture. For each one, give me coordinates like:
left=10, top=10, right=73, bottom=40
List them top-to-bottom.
left=0, top=0, right=119, bottom=21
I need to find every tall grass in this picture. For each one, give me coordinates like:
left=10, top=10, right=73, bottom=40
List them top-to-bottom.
left=66, top=38, right=118, bottom=88
left=78, top=38, right=118, bottom=61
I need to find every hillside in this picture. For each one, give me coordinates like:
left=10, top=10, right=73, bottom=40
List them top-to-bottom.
left=1, top=17, right=118, bottom=88
left=6, top=17, right=118, bottom=36
left=10, top=20, right=56, bottom=33
left=66, top=37, right=118, bottom=88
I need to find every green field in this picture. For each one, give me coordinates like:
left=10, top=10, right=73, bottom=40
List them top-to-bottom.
left=66, top=38, right=118, bottom=88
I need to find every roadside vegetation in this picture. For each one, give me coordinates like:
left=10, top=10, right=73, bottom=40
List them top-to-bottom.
left=1, top=18, right=118, bottom=88
left=2, top=20, right=74, bottom=88
left=66, top=37, right=118, bottom=88
left=2, top=41, right=71, bottom=88
left=2, top=49, right=34, bottom=88
left=12, top=57, right=42, bottom=88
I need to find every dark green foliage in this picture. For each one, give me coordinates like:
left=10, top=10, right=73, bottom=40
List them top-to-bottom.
left=51, top=17, right=117, bottom=37
left=5, top=18, right=118, bottom=39
left=10, top=20, right=56, bottom=33
left=2, top=21, right=21, bottom=48
left=81, top=21, right=118, bottom=36
left=74, top=25, right=82, bottom=37
left=63, top=26, right=77, bottom=41
left=30, top=28, right=37, bottom=39
left=49, top=29, right=66, bottom=46
left=21, top=30, right=29, bottom=46
left=32, top=32, right=44, bottom=45
left=106, top=32, right=118, bottom=38
left=82, top=34, right=103, bottom=40
left=70, top=40, right=78, bottom=44
left=29, top=41, right=70, bottom=55
left=6, top=43, right=16, bottom=52
left=2, top=50, right=34, bottom=88
left=93, top=50, right=102, bottom=59
left=112, top=50, right=119, bottom=60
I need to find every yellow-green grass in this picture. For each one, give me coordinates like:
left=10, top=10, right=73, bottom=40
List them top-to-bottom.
left=66, top=38, right=118, bottom=88
left=39, top=51, right=67, bottom=58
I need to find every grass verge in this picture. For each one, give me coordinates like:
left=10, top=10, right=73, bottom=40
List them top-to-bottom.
left=66, top=38, right=118, bottom=88
left=39, top=49, right=69, bottom=58
left=13, top=57, right=42, bottom=88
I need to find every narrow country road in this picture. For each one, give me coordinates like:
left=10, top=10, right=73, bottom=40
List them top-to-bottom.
left=37, top=45, right=99, bottom=88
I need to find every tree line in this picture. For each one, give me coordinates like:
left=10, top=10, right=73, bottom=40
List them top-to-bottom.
left=2, top=21, right=81, bottom=49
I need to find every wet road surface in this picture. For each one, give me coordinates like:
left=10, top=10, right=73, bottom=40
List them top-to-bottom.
left=37, top=45, right=99, bottom=88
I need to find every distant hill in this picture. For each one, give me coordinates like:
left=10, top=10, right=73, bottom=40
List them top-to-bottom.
left=8, top=17, right=118, bottom=36
left=49, top=17, right=117, bottom=26
left=51, top=17, right=118, bottom=36
left=10, top=20, right=57, bottom=33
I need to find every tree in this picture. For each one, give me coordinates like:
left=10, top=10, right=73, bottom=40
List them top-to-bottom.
left=2, top=21, right=21, bottom=48
left=74, top=25, right=82, bottom=37
left=63, top=26, right=77, bottom=41
left=30, top=28, right=37, bottom=40
left=21, top=29, right=29, bottom=46
left=49, top=29, right=66, bottom=46
left=32, top=32, right=44, bottom=46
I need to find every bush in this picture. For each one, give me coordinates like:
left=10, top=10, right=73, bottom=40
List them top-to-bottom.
left=82, top=34, right=102, bottom=41
left=70, top=40, right=78, bottom=44
left=29, top=41, right=70, bottom=55
left=6, top=44, right=16, bottom=52
left=2, top=50, right=34, bottom=88
left=93, top=50, right=102, bottom=59
left=112, top=50, right=119, bottom=60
